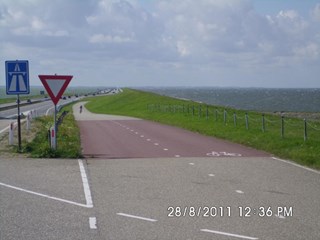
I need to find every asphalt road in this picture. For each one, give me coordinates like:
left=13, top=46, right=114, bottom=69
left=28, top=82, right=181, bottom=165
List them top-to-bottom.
left=0, top=98, right=77, bottom=119
left=0, top=98, right=78, bottom=137
left=0, top=102, right=319, bottom=239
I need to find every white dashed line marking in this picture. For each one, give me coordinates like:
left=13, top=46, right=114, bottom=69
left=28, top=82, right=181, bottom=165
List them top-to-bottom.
left=140, top=135, right=144, bottom=138
left=147, top=139, right=151, bottom=141
left=154, top=143, right=159, bottom=146
left=163, top=148, right=168, bottom=151
left=175, top=155, right=181, bottom=158
left=189, top=163, right=195, bottom=166
left=208, top=174, right=215, bottom=177
left=236, top=190, right=244, bottom=194
left=117, top=213, right=158, bottom=222
left=89, top=217, right=97, bottom=229
left=201, top=229, right=258, bottom=240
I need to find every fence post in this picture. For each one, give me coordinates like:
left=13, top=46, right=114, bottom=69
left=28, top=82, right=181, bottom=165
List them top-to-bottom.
left=199, top=105, right=202, bottom=118
left=206, top=105, right=209, bottom=120
left=215, top=109, right=218, bottom=121
left=224, top=109, right=227, bottom=124
left=233, top=112, right=237, bottom=127
left=245, top=113, right=249, bottom=130
left=262, top=114, right=265, bottom=132
left=281, top=116, right=284, bottom=138
left=304, top=119, right=307, bottom=141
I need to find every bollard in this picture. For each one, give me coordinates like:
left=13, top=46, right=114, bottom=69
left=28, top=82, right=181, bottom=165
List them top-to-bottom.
left=26, top=114, right=30, bottom=131
left=9, top=122, right=14, bottom=145
left=50, top=126, right=56, bottom=150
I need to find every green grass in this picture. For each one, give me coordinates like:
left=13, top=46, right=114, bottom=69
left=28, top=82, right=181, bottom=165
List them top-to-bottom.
left=85, top=88, right=320, bottom=170
left=23, top=104, right=82, bottom=158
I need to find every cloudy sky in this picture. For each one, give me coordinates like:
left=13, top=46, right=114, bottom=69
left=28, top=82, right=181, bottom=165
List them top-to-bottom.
left=1, top=0, right=320, bottom=88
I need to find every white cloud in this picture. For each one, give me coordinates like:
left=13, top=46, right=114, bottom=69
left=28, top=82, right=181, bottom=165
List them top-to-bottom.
left=0, top=0, right=319, bottom=87
left=312, top=3, right=320, bottom=21
left=89, top=34, right=134, bottom=43
left=294, top=42, right=320, bottom=60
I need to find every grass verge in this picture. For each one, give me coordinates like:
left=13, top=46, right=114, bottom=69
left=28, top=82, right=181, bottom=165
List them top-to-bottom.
left=85, top=88, right=320, bottom=170
left=23, top=104, right=82, bottom=158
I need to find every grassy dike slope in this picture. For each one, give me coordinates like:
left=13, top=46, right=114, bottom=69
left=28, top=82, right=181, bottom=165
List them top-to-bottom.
left=86, top=88, right=320, bottom=169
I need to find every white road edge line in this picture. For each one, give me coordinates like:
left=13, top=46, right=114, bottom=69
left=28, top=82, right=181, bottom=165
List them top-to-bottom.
left=46, top=106, right=55, bottom=116
left=0, top=119, right=27, bottom=134
left=0, top=125, right=10, bottom=134
left=271, top=157, right=320, bottom=175
left=78, top=159, right=94, bottom=208
left=0, top=182, right=90, bottom=208
left=117, top=213, right=158, bottom=222
left=89, top=217, right=97, bottom=229
left=201, top=229, right=258, bottom=240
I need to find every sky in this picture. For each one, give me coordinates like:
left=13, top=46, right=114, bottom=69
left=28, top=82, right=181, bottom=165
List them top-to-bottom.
left=1, top=0, right=320, bottom=88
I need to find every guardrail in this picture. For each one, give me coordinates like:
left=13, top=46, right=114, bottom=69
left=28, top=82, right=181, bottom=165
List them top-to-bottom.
left=7, top=109, right=38, bottom=145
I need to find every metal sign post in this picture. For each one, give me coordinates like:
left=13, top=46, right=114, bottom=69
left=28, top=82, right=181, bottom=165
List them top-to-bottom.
left=5, top=60, right=30, bottom=152
left=38, top=74, right=73, bottom=150
left=17, top=94, right=22, bottom=151
left=53, top=104, right=57, bottom=150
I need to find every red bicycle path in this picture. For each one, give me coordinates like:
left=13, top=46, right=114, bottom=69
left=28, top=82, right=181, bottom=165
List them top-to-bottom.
left=74, top=103, right=269, bottom=159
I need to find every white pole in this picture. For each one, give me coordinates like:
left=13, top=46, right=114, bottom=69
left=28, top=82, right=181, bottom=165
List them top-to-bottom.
left=26, top=114, right=30, bottom=131
left=9, top=122, right=14, bottom=145
left=50, top=126, right=56, bottom=149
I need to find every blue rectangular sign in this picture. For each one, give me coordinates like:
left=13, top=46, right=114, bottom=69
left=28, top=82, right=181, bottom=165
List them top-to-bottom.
left=5, top=60, right=30, bottom=95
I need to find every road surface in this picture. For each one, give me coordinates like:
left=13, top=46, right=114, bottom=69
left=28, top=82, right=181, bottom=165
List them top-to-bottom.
left=0, top=97, right=78, bottom=137
left=0, top=102, right=319, bottom=240
left=75, top=102, right=268, bottom=159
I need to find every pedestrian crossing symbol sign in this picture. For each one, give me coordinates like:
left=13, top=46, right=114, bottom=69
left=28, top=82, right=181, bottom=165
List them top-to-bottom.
left=5, top=60, right=30, bottom=95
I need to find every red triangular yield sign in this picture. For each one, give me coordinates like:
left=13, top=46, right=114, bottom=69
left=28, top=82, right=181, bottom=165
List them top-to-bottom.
left=39, top=75, right=73, bottom=105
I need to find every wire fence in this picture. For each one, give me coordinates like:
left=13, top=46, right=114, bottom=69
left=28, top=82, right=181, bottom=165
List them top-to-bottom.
left=147, top=103, right=320, bottom=142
